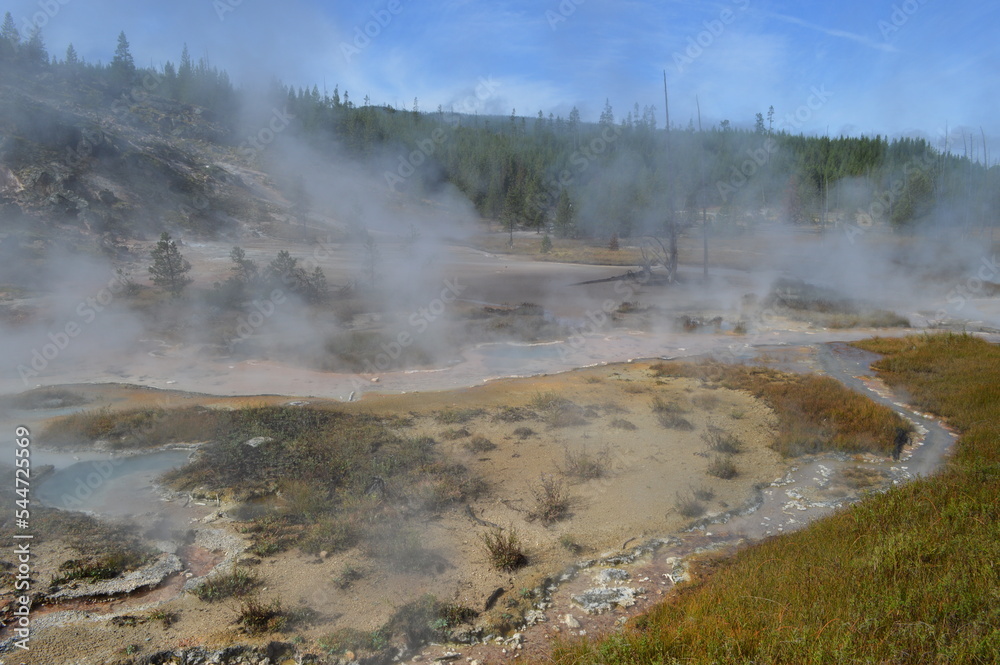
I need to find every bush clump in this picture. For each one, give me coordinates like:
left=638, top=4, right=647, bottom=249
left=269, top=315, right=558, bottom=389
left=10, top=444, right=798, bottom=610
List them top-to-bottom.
left=702, top=425, right=744, bottom=454
left=464, top=435, right=497, bottom=453
left=562, top=447, right=609, bottom=480
left=707, top=456, right=738, bottom=479
left=528, top=475, right=570, bottom=525
left=481, top=527, right=527, bottom=572
left=193, top=567, right=261, bottom=602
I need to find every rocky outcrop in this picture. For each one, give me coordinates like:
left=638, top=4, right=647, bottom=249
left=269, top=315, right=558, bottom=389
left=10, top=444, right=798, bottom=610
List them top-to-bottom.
left=0, top=80, right=274, bottom=243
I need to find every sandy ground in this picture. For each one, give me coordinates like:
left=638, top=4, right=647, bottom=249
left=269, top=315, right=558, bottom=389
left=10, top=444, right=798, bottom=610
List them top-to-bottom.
left=1, top=361, right=785, bottom=665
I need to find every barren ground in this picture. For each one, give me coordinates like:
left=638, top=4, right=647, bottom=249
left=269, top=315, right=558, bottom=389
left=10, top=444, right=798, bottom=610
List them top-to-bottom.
left=3, top=360, right=786, bottom=665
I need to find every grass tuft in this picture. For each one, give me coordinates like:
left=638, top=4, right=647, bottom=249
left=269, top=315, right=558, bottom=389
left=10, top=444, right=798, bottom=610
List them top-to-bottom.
left=610, top=418, right=638, bottom=431
left=701, top=425, right=744, bottom=454
left=463, top=435, right=497, bottom=453
left=562, top=447, right=609, bottom=480
left=706, top=456, right=738, bottom=479
left=528, top=474, right=570, bottom=525
left=674, top=492, right=706, bottom=518
left=481, top=527, right=527, bottom=572
left=193, top=567, right=260, bottom=602
left=236, top=596, right=287, bottom=634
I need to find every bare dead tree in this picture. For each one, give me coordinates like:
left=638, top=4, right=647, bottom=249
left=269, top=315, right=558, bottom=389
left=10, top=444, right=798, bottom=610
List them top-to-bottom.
left=643, top=72, right=682, bottom=285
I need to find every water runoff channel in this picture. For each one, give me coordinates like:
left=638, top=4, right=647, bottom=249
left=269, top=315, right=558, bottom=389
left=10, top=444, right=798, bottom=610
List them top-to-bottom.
left=0, top=330, right=973, bottom=661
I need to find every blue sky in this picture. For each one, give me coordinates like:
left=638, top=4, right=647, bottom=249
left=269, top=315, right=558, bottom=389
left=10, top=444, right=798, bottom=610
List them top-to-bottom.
left=8, top=0, right=1000, bottom=147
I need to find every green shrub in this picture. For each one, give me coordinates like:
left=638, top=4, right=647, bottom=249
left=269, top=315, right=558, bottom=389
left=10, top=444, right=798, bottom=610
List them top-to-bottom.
left=193, top=567, right=260, bottom=602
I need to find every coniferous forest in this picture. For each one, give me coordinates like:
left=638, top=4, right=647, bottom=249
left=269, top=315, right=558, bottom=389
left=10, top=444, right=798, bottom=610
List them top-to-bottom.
left=2, top=15, right=998, bottom=242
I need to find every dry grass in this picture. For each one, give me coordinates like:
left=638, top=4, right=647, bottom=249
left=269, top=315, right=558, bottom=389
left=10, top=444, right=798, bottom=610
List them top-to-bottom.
left=468, top=234, right=644, bottom=266
left=542, top=333, right=1000, bottom=665
left=650, top=360, right=909, bottom=456
left=531, top=392, right=589, bottom=428
left=691, top=393, right=721, bottom=410
left=650, top=396, right=695, bottom=431
left=43, top=405, right=222, bottom=449
left=493, top=405, right=537, bottom=422
left=105, top=406, right=489, bottom=558
left=434, top=407, right=486, bottom=424
left=609, top=418, right=638, bottom=431
left=701, top=426, right=744, bottom=454
left=464, top=435, right=497, bottom=453
left=562, top=447, right=609, bottom=480
left=706, top=456, right=738, bottom=480
left=837, top=465, right=889, bottom=489
left=528, top=475, right=571, bottom=525
left=674, top=492, right=706, bottom=519
left=481, top=527, right=528, bottom=572
left=193, top=567, right=261, bottom=602
left=236, top=596, right=288, bottom=634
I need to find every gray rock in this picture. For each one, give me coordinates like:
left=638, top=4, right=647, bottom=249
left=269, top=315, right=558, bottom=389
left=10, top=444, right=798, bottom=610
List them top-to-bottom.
left=47, top=553, right=182, bottom=600
left=594, top=568, right=630, bottom=585
left=571, top=586, right=643, bottom=614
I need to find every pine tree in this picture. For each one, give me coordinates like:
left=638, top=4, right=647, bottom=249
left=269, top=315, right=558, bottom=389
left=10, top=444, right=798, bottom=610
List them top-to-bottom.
left=0, top=12, right=19, bottom=61
left=22, top=26, right=46, bottom=67
left=111, top=31, right=135, bottom=88
left=64, top=43, right=78, bottom=66
left=178, top=44, right=193, bottom=101
left=599, top=99, right=614, bottom=127
left=568, top=107, right=580, bottom=131
left=890, top=169, right=935, bottom=227
left=555, top=189, right=575, bottom=238
left=149, top=233, right=193, bottom=296
left=229, top=246, right=259, bottom=285
left=266, top=250, right=302, bottom=287
left=306, top=267, right=328, bottom=302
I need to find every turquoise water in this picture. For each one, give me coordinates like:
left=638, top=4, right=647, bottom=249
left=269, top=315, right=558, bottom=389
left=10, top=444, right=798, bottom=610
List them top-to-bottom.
left=477, top=342, right=567, bottom=373
left=35, top=450, right=192, bottom=514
